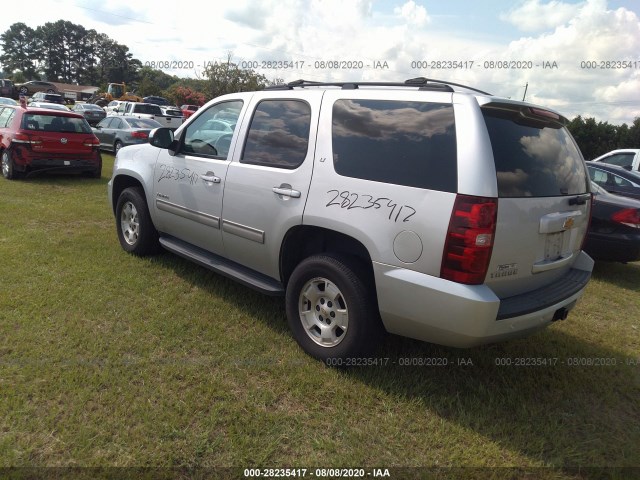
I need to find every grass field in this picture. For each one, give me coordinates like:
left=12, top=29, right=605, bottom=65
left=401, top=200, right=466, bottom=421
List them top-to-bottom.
left=0, top=154, right=638, bottom=479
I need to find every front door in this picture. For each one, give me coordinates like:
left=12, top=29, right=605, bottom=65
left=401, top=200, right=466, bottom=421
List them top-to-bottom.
left=152, top=98, right=249, bottom=255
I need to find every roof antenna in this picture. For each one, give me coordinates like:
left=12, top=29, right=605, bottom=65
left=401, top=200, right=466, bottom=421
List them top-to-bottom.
left=522, top=82, right=528, bottom=101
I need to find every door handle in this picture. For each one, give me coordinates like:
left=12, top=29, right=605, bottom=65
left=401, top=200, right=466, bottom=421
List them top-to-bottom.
left=202, top=174, right=221, bottom=184
left=272, top=187, right=301, bottom=198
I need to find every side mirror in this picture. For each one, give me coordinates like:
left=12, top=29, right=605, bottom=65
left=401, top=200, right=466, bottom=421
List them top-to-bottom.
left=149, top=127, right=175, bottom=150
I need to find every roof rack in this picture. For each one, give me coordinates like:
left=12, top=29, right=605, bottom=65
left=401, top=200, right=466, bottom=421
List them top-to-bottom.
left=264, top=77, right=492, bottom=95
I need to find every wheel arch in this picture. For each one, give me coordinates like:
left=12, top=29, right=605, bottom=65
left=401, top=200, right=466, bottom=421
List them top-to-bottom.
left=110, top=174, right=145, bottom=215
left=280, top=225, right=376, bottom=289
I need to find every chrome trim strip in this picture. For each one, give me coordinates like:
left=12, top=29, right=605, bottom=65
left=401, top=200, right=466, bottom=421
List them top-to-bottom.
left=156, top=199, right=220, bottom=229
left=222, top=219, right=265, bottom=244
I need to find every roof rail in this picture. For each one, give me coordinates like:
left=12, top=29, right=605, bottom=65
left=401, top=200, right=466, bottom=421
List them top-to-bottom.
left=264, top=77, right=492, bottom=95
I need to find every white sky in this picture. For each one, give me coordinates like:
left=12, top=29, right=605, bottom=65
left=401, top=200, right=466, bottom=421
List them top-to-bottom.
left=1, top=0, right=639, bottom=124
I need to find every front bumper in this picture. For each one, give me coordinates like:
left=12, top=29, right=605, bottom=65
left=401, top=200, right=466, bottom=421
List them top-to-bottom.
left=373, top=251, right=594, bottom=348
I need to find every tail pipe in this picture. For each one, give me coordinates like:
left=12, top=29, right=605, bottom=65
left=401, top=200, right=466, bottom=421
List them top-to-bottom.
left=552, top=307, right=569, bottom=322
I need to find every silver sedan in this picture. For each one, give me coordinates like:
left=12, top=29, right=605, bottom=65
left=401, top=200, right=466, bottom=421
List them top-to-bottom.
left=92, top=116, right=163, bottom=154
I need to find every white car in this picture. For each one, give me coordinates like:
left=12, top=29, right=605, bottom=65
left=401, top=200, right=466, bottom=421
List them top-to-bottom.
left=591, top=149, right=640, bottom=172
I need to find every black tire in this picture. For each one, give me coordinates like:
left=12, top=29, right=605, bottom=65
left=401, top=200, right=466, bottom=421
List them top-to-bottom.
left=19, top=87, right=28, bottom=95
left=46, top=89, right=55, bottom=93
left=113, top=141, right=123, bottom=154
left=1, top=150, right=20, bottom=180
left=115, top=187, right=160, bottom=256
left=285, top=254, right=384, bottom=362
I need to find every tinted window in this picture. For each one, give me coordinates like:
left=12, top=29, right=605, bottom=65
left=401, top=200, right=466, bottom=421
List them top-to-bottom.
left=183, top=100, right=243, bottom=159
left=242, top=100, right=311, bottom=169
left=332, top=100, right=457, bottom=191
left=136, top=104, right=162, bottom=115
left=483, top=108, right=588, bottom=197
left=23, top=114, right=92, bottom=133
left=97, top=117, right=113, bottom=128
left=111, top=118, right=124, bottom=129
left=127, top=118, right=162, bottom=129
left=600, top=153, right=634, bottom=168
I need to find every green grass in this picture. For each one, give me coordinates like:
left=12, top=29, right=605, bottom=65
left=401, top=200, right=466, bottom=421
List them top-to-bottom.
left=0, top=155, right=639, bottom=478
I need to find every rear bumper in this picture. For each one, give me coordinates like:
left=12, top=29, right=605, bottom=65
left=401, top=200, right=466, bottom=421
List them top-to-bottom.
left=373, top=251, right=594, bottom=348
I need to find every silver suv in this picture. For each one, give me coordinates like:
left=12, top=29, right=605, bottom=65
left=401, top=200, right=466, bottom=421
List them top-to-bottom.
left=107, top=78, right=594, bottom=361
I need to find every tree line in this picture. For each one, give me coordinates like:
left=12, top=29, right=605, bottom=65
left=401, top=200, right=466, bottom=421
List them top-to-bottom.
left=0, top=21, right=270, bottom=106
left=0, top=21, right=140, bottom=86
left=567, top=116, right=640, bottom=160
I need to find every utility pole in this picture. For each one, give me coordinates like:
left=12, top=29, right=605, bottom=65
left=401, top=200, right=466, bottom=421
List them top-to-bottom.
left=522, top=82, right=528, bottom=101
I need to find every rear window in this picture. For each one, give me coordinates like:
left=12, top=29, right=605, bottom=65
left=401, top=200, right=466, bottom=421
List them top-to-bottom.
left=332, top=99, right=457, bottom=192
left=135, top=104, right=162, bottom=115
left=482, top=108, right=588, bottom=197
left=22, top=114, right=92, bottom=133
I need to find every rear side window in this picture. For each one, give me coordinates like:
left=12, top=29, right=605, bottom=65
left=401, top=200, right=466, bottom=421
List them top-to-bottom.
left=332, top=99, right=457, bottom=192
left=241, top=100, right=311, bottom=169
left=483, top=108, right=588, bottom=197
left=599, top=153, right=635, bottom=168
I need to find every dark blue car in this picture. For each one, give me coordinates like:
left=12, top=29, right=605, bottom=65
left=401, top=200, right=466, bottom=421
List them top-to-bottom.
left=586, top=161, right=640, bottom=201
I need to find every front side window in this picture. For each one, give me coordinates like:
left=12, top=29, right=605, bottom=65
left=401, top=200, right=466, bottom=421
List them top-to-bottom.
left=332, top=99, right=457, bottom=191
left=182, top=100, right=243, bottom=159
left=241, top=100, right=311, bottom=169
left=483, top=108, right=588, bottom=197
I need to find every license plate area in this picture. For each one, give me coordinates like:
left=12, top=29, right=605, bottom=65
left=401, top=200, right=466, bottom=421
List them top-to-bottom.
left=544, top=232, right=564, bottom=260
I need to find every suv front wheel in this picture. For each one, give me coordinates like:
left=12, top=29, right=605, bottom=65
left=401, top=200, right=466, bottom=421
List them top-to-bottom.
left=115, top=187, right=160, bottom=256
left=285, top=254, right=383, bottom=362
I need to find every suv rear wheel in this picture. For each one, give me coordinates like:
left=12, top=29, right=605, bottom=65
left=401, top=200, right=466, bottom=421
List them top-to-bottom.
left=115, top=187, right=160, bottom=256
left=285, top=254, right=383, bottom=362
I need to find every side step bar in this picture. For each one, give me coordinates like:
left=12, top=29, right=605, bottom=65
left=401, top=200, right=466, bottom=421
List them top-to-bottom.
left=159, top=235, right=284, bottom=296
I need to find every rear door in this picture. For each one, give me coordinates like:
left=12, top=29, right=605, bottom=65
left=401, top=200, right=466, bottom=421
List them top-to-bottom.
left=221, top=91, right=323, bottom=278
left=480, top=105, right=591, bottom=297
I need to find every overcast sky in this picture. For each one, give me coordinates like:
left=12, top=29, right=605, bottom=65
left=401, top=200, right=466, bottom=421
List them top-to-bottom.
left=1, top=0, right=639, bottom=124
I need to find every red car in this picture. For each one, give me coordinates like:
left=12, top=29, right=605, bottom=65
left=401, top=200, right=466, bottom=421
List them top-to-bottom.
left=180, top=104, right=200, bottom=119
left=0, top=105, right=102, bottom=179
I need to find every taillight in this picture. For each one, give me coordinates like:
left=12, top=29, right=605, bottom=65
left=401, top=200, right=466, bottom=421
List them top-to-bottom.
left=131, top=131, right=148, bottom=139
left=12, top=133, right=42, bottom=145
left=83, top=137, right=101, bottom=147
left=441, top=195, right=498, bottom=285
left=611, top=208, right=640, bottom=228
